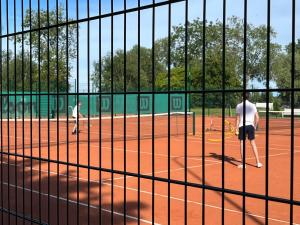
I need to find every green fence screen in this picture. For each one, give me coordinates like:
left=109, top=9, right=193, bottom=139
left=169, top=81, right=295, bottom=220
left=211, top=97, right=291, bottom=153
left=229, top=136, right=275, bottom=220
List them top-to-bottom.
left=0, top=93, right=190, bottom=118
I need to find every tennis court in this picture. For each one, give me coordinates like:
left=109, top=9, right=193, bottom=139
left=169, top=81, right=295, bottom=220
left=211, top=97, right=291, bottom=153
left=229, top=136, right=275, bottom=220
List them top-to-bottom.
left=0, top=114, right=299, bottom=224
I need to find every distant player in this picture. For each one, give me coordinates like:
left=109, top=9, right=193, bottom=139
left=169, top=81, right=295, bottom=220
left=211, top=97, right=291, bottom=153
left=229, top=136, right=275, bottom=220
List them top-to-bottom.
left=235, top=92, right=263, bottom=169
left=72, top=101, right=83, bottom=135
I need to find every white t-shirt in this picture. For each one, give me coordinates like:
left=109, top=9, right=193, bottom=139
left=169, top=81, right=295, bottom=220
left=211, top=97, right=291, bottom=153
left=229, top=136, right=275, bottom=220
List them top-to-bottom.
left=236, top=100, right=257, bottom=127
left=72, top=105, right=80, bottom=118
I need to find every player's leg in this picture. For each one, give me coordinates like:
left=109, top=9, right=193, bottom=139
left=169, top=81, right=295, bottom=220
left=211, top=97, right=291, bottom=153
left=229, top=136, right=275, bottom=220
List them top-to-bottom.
left=72, top=117, right=77, bottom=134
left=249, top=126, right=262, bottom=168
left=238, top=127, right=246, bottom=168
left=250, top=140, right=262, bottom=167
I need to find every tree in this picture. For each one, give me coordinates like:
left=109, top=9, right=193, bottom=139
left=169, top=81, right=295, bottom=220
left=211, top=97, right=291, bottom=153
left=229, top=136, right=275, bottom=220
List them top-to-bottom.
left=11, top=4, right=77, bottom=92
left=92, top=16, right=285, bottom=108
left=153, top=16, right=283, bottom=107
left=156, top=16, right=281, bottom=85
left=272, top=39, right=300, bottom=107
left=91, top=45, right=166, bottom=92
left=1, top=50, right=35, bottom=92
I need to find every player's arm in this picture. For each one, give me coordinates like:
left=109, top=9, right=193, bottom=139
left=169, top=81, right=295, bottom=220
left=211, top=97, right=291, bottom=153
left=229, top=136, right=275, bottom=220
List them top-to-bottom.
left=254, top=112, right=259, bottom=129
left=235, top=113, right=240, bottom=135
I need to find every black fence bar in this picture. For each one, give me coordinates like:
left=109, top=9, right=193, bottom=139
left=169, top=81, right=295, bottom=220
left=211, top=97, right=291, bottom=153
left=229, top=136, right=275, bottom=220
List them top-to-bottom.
left=0, top=0, right=3, bottom=223
left=0, top=0, right=186, bottom=40
left=5, top=0, right=11, bottom=223
left=13, top=0, right=18, bottom=224
left=29, top=0, right=34, bottom=223
left=37, top=0, right=42, bottom=223
left=46, top=0, right=51, bottom=223
left=55, top=0, right=60, bottom=224
left=65, top=0, right=70, bottom=224
left=75, top=0, right=80, bottom=224
left=87, top=0, right=91, bottom=224
left=98, top=0, right=103, bottom=224
left=110, top=0, right=114, bottom=224
left=202, top=0, right=207, bottom=224
left=221, top=0, right=226, bottom=224
left=242, top=0, right=248, bottom=224
left=265, top=0, right=271, bottom=224
left=290, top=0, right=296, bottom=223
left=123, top=1, right=127, bottom=224
left=137, top=1, right=141, bottom=224
left=151, top=1, right=156, bottom=224
left=167, top=1, right=171, bottom=224
left=184, top=1, right=188, bottom=224
left=2, top=87, right=300, bottom=97
left=1, top=147, right=300, bottom=203
left=0, top=208, right=48, bottom=225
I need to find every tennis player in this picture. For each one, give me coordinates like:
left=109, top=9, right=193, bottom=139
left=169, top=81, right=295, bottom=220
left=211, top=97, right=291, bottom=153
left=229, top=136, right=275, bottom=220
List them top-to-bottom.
left=235, top=92, right=263, bottom=169
left=72, top=101, right=83, bottom=135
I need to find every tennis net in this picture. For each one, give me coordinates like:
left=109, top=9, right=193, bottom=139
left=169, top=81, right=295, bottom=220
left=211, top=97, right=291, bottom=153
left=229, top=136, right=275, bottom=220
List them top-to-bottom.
left=0, top=112, right=195, bottom=150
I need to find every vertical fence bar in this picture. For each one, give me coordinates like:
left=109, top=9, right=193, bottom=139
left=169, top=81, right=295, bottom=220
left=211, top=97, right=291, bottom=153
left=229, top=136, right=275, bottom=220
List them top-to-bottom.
left=0, top=0, right=3, bottom=223
left=6, top=0, right=10, bottom=223
left=13, top=0, right=18, bottom=223
left=21, top=0, right=25, bottom=221
left=21, top=0, right=25, bottom=219
left=29, top=0, right=33, bottom=222
left=37, top=0, right=42, bottom=223
left=47, top=0, right=51, bottom=223
left=55, top=0, right=60, bottom=223
left=66, top=0, right=70, bottom=223
left=76, top=0, right=80, bottom=223
left=87, top=0, right=91, bottom=223
left=98, top=0, right=102, bottom=223
left=110, top=0, right=114, bottom=223
left=123, top=0, right=127, bottom=223
left=184, top=0, right=188, bottom=224
left=202, top=0, right=206, bottom=223
left=221, top=0, right=226, bottom=223
left=242, top=0, right=248, bottom=224
left=265, top=0, right=271, bottom=224
left=290, top=0, right=296, bottom=223
left=137, top=1, right=141, bottom=223
left=151, top=1, right=156, bottom=223
left=167, top=1, right=171, bottom=224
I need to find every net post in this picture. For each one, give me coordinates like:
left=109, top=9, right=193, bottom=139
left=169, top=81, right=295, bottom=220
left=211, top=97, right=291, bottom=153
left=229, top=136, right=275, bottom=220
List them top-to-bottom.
left=193, top=111, right=196, bottom=135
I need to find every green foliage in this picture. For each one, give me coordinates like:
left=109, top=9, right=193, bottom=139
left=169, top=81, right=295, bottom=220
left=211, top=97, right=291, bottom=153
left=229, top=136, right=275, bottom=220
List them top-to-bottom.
left=1, top=5, right=76, bottom=92
left=156, top=16, right=280, bottom=83
left=272, top=39, right=300, bottom=107
left=91, top=45, right=166, bottom=92
left=1, top=51, right=34, bottom=91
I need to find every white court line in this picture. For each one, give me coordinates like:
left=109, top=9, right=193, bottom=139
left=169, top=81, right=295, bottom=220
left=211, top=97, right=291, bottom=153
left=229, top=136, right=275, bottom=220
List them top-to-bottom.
left=3, top=132, right=300, bottom=157
left=5, top=132, right=299, bottom=157
left=1, top=134, right=220, bottom=163
left=178, top=136, right=300, bottom=152
left=3, top=145, right=300, bottom=183
left=102, top=150, right=300, bottom=183
left=1, top=159, right=298, bottom=225
left=0, top=181, right=159, bottom=225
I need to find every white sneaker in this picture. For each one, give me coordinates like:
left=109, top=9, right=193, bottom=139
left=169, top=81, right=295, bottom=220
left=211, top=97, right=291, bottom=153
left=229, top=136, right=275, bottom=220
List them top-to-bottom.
left=257, top=163, right=263, bottom=168
left=238, top=164, right=246, bottom=169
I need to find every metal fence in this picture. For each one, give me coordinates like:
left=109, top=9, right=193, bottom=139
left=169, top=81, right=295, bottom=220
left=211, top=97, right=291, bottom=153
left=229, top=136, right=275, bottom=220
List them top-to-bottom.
left=0, top=0, right=299, bottom=224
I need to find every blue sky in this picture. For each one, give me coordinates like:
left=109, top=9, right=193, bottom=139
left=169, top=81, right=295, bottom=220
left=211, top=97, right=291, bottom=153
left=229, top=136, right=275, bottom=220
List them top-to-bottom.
left=1, top=0, right=299, bottom=91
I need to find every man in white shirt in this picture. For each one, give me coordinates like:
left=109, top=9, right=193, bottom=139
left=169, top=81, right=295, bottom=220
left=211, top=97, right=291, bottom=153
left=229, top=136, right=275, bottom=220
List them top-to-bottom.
left=235, top=92, right=262, bottom=168
left=72, top=101, right=83, bottom=135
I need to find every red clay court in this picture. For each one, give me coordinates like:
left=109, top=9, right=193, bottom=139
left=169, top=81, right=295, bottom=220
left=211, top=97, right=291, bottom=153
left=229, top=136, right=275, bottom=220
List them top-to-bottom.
left=0, top=115, right=299, bottom=225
